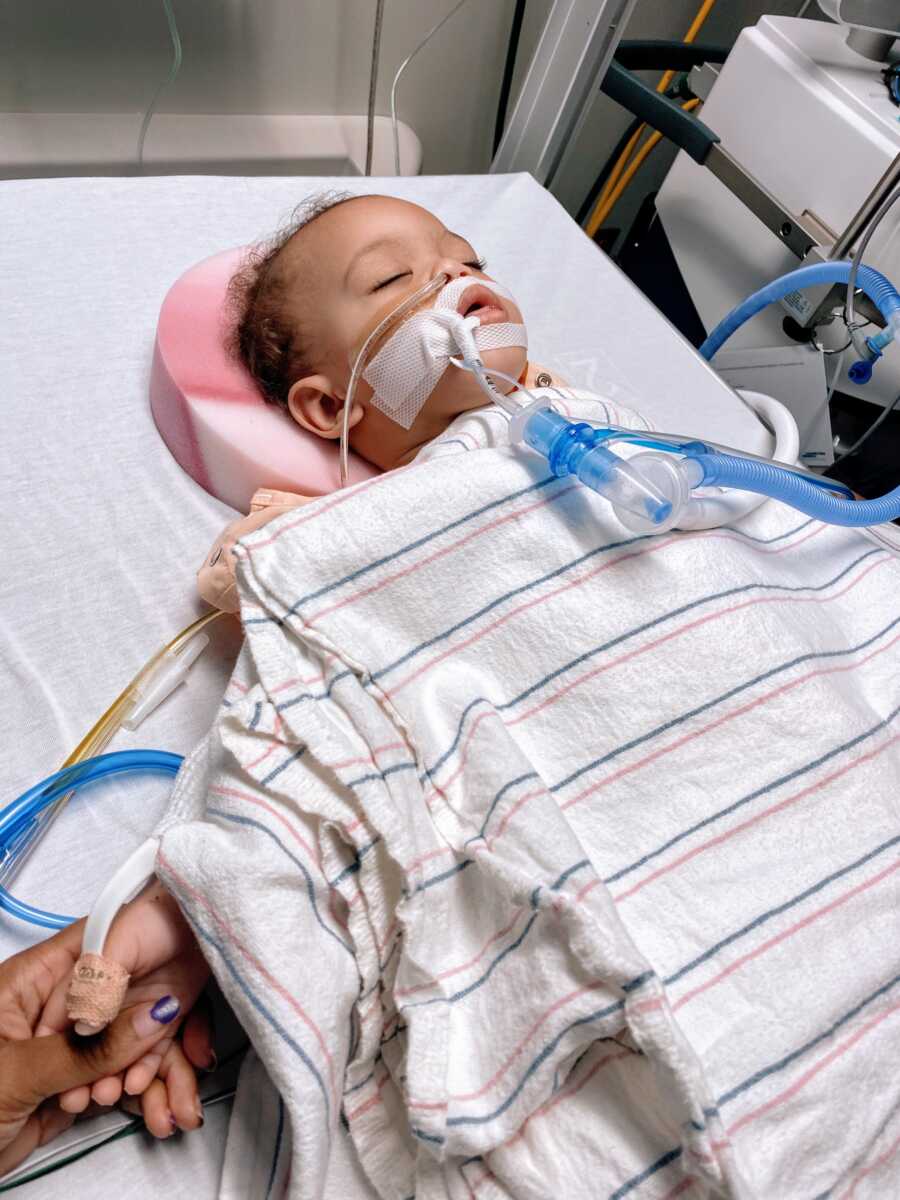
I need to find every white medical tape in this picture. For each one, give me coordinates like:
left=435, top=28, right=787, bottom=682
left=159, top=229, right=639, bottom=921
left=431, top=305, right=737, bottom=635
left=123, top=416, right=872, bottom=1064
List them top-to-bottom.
left=362, top=276, right=527, bottom=429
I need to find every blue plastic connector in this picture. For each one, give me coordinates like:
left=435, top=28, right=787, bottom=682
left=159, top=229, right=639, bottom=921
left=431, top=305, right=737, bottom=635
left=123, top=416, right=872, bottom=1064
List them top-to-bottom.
left=848, top=360, right=874, bottom=385
left=519, top=407, right=681, bottom=527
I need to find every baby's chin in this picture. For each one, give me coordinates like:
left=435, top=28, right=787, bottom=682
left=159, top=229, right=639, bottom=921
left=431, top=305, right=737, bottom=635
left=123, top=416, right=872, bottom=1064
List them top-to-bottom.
left=434, top=344, right=529, bottom=417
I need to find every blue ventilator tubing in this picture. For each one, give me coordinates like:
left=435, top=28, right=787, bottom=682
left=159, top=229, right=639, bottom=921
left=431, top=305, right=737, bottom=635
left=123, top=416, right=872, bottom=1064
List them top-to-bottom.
left=698, top=261, right=900, bottom=365
left=521, top=407, right=678, bottom=524
left=691, top=452, right=900, bottom=525
left=0, top=750, right=183, bottom=929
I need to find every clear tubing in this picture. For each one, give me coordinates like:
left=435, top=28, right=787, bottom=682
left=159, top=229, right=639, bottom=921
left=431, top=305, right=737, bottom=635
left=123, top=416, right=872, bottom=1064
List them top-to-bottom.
left=136, top=0, right=183, bottom=169
left=391, top=0, right=471, bottom=176
left=846, top=185, right=900, bottom=357
left=699, top=263, right=900, bottom=362
left=340, top=273, right=449, bottom=486
left=452, top=359, right=854, bottom=503
left=832, top=388, right=900, bottom=464
left=601, top=430, right=854, bottom=497
left=693, top=452, right=900, bottom=525
left=0, top=609, right=222, bottom=891
left=0, top=750, right=183, bottom=929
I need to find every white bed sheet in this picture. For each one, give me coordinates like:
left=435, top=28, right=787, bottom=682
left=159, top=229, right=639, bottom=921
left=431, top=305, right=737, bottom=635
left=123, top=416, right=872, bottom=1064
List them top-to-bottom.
left=0, top=172, right=766, bottom=1198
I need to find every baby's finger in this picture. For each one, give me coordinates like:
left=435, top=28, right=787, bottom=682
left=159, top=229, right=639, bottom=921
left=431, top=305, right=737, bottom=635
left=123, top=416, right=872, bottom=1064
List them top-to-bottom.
left=181, top=996, right=215, bottom=1071
left=123, top=1035, right=174, bottom=1096
left=160, top=1043, right=204, bottom=1132
left=91, top=1074, right=124, bottom=1107
left=140, top=1078, right=175, bottom=1140
left=58, top=1084, right=92, bottom=1114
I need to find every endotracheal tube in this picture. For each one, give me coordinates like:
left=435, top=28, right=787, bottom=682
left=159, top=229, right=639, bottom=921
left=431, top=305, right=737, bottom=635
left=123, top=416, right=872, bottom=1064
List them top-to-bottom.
left=340, top=268, right=900, bottom=531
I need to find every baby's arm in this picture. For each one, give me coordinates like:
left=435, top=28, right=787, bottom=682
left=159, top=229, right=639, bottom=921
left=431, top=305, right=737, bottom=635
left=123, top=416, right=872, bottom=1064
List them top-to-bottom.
left=198, top=488, right=313, bottom=613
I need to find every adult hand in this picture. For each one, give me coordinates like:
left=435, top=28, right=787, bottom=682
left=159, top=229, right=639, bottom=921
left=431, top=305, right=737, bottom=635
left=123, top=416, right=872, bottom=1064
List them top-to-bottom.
left=33, top=880, right=212, bottom=1138
left=0, top=882, right=211, bottom=1177
left=0, top=926, right=179, bottom=1177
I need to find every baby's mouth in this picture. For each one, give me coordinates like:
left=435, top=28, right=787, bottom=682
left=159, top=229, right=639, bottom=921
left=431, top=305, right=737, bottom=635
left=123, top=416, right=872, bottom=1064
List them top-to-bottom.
left=456, top=283, right=507, bottom=327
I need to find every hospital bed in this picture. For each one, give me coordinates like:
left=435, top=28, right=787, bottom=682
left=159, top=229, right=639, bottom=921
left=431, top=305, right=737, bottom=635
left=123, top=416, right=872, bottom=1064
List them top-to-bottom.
left=0, top=171, right=772, bottom=1196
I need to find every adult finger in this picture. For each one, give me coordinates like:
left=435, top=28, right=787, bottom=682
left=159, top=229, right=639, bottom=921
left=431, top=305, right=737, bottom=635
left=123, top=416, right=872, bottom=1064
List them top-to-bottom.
left=1, top=995, right=182, bottom=1116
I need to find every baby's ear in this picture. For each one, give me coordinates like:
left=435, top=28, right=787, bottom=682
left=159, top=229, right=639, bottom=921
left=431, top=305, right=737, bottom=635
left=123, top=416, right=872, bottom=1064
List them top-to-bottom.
left=287, top=375, right=363, bottom=440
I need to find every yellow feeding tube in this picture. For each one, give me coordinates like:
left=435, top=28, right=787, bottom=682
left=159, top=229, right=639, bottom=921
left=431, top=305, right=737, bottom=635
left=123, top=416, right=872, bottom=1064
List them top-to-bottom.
left=0, top=609, right=225, bottom=888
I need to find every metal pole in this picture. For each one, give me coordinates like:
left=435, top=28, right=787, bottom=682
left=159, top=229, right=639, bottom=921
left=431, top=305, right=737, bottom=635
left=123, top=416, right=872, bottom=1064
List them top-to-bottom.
left=366, top=0, right=386, bottom=176
left=829, top=152, right=900, bottom=261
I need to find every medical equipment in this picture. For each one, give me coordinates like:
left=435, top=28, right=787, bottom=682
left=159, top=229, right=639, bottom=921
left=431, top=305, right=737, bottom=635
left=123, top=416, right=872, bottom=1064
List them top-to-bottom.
left=137, top=0, right=182, bottom=169
left=390, top=0, right=471, bottom=177
left=583, top=0, right=720, bottom=237
left=658, top=17, right=900, bottom=414
left=336, top=250, right=900, bottom=534
left=361, top=276, right=527, bottom=429
left=0, top=611, right=217, bottom=925
left=0, top=753, right=181, bottom=932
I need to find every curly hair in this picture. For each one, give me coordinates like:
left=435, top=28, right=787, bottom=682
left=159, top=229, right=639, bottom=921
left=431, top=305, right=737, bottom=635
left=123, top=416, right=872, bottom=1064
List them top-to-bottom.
left=226, top=191, right=359, bottom=408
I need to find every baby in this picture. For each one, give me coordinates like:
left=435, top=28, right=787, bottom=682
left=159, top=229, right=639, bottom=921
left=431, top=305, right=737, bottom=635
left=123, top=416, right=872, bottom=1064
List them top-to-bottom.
left=198, top=191, right=597, bottom=611
left=50, top=193, right=635, bottom=1142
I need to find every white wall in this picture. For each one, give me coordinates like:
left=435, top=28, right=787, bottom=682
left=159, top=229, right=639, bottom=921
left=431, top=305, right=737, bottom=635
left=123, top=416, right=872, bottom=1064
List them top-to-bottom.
left=0, top=0, right=517, bottom=175
left=0, top=0, right=826, bottom=189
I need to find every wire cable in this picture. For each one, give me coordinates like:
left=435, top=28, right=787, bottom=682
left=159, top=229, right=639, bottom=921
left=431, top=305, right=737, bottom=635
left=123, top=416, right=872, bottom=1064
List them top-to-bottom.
left=136, top=0, right=183, bottom=170
left=366, top=0, right=386, bottom=176
left=391, top=0, right=471, bottom=176
left=493, top=0, right=528, bottom=156
left=584, top=0, right=717, bottom=230
left=585, top=99, right=700, bottom=238
left=576, top=116, right=642, bottom=226
left=845, top=183, right=900, bottom=359
left=833, top=390, right=900, bottom=465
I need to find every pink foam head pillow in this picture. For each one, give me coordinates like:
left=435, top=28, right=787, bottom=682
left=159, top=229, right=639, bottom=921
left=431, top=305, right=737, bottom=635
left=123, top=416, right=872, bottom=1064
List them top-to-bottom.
left=150, top=247, right=377, bottom=512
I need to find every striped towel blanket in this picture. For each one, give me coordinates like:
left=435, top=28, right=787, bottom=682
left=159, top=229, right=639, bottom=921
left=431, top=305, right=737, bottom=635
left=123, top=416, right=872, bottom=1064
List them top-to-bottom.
left=157, top=398, right=900, bottom=1200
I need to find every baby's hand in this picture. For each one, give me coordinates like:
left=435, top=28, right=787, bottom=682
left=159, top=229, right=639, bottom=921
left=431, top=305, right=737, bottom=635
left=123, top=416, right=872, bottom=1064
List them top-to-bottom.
left=199, top=488, right=313, bottom=613
left=36, top=881, right=211, bottom=1137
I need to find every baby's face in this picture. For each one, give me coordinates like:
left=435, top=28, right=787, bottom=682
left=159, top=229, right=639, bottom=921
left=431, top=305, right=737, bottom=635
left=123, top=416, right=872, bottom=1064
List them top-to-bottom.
left=281, top=196, right=527, bottom=439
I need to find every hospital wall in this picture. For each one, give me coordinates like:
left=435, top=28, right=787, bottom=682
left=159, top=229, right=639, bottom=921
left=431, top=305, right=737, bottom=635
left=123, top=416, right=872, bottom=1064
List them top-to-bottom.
left=0, top=0, right=515, bottom=176
left=1, top=0, right=822, bottom=209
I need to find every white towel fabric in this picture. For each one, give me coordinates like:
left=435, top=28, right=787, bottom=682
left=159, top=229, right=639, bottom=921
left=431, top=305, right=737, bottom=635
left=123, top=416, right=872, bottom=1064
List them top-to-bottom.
left=156, top=394, right=900, bottom=1200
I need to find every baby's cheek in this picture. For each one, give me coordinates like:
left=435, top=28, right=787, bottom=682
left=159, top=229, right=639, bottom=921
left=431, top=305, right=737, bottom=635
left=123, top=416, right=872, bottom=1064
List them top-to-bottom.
left=478, top=343, right=528, bottom=383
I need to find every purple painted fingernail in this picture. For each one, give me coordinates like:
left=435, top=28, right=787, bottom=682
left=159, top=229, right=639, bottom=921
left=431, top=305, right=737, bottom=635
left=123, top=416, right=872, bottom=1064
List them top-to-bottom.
left=150, top=995, right=180, bottom=1025
left=133, top=997, right=181, bottom=1038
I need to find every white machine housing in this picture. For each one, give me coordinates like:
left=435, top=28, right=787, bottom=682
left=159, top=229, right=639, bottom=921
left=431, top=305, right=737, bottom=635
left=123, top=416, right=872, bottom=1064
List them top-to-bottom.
left=657, top=16, right=900, bottom=411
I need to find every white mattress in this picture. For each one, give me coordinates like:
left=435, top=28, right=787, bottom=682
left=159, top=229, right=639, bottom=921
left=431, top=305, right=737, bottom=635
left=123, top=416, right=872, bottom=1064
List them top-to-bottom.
left=0, top=172, right=766, bottom=1197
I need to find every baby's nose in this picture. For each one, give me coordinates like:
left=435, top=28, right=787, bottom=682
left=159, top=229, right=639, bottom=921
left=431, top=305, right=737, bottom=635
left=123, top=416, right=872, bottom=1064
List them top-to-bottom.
left=435, top=259, right=477, bottom=281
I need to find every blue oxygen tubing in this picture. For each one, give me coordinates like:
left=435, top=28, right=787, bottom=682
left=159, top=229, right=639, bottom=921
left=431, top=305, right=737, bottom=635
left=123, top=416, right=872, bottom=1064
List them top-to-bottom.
left=692, top=260, right=900, bottom=526
left=699, top=261, right=900, bottom=377
left=0, top=751, right=182, bottom=930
